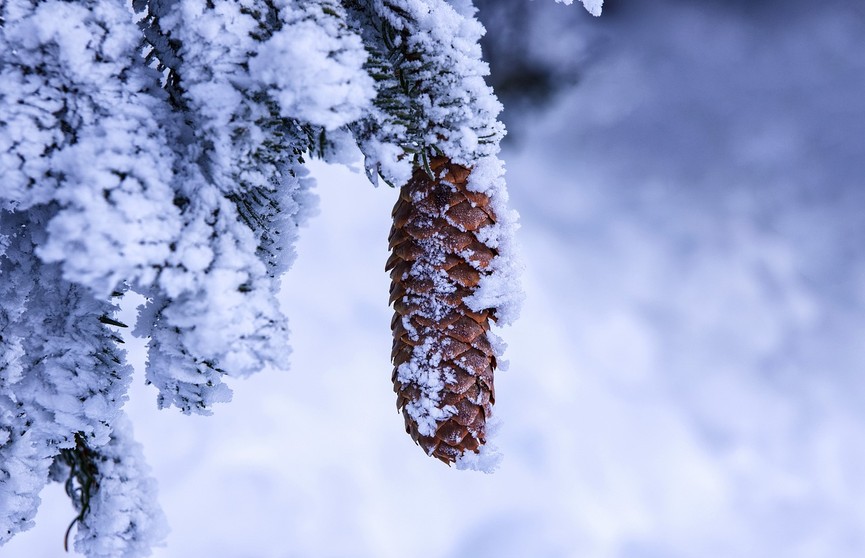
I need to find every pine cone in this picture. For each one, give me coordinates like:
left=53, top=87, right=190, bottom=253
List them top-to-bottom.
left=387, top=156, right=498, bottom=464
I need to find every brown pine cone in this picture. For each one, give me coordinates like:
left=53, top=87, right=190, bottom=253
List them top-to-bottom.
left=386, top=156, right=498, bottom=465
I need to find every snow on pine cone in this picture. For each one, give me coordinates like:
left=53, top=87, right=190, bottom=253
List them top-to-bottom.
left=387, top=156, right=498, bottom=464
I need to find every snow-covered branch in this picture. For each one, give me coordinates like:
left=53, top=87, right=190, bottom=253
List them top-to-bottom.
left=0, top=0, right=535, bottom=552
left=556, top=0, right=603, bottom=17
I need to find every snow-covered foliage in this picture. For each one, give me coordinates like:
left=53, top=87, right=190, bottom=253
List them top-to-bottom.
left=0, top=0, right=555, bottom=552
left=0, top=0, right=182, bottom=294
left=345, top=0, right=506, bottom=185
left=557, top=0, right=603, bottom=17
left=249, top=1, right=376, bottom=130
left=0, top=208, right=134, bottom=545
left=50, top=415, right=167, bottom=558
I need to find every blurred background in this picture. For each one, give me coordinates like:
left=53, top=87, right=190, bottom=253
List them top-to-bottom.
left=9, top=0, right=865, bottom=556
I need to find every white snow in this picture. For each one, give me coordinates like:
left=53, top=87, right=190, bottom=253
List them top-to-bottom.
left=249, top=2, right=375, bottom=130
left=455, top=416, right=502, bottom=473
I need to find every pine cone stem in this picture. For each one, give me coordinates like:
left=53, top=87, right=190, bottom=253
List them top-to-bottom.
left=387, top=157, right=498, bottom=464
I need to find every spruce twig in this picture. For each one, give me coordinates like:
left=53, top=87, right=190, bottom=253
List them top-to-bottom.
left=58, top=433, right=101, bottom=552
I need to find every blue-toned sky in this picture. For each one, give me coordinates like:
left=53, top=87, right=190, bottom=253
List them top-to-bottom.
left=9, top=1, right=865, bottom=556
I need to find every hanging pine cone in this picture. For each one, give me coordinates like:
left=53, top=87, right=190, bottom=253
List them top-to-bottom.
left=386, top=156, right=498, bottom=464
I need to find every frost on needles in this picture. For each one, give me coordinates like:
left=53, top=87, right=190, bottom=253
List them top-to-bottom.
left=0, top=0, right=597, bottom=555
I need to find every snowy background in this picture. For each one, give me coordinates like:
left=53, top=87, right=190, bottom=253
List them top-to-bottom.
left=8, top=0, right=865, bottom=556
